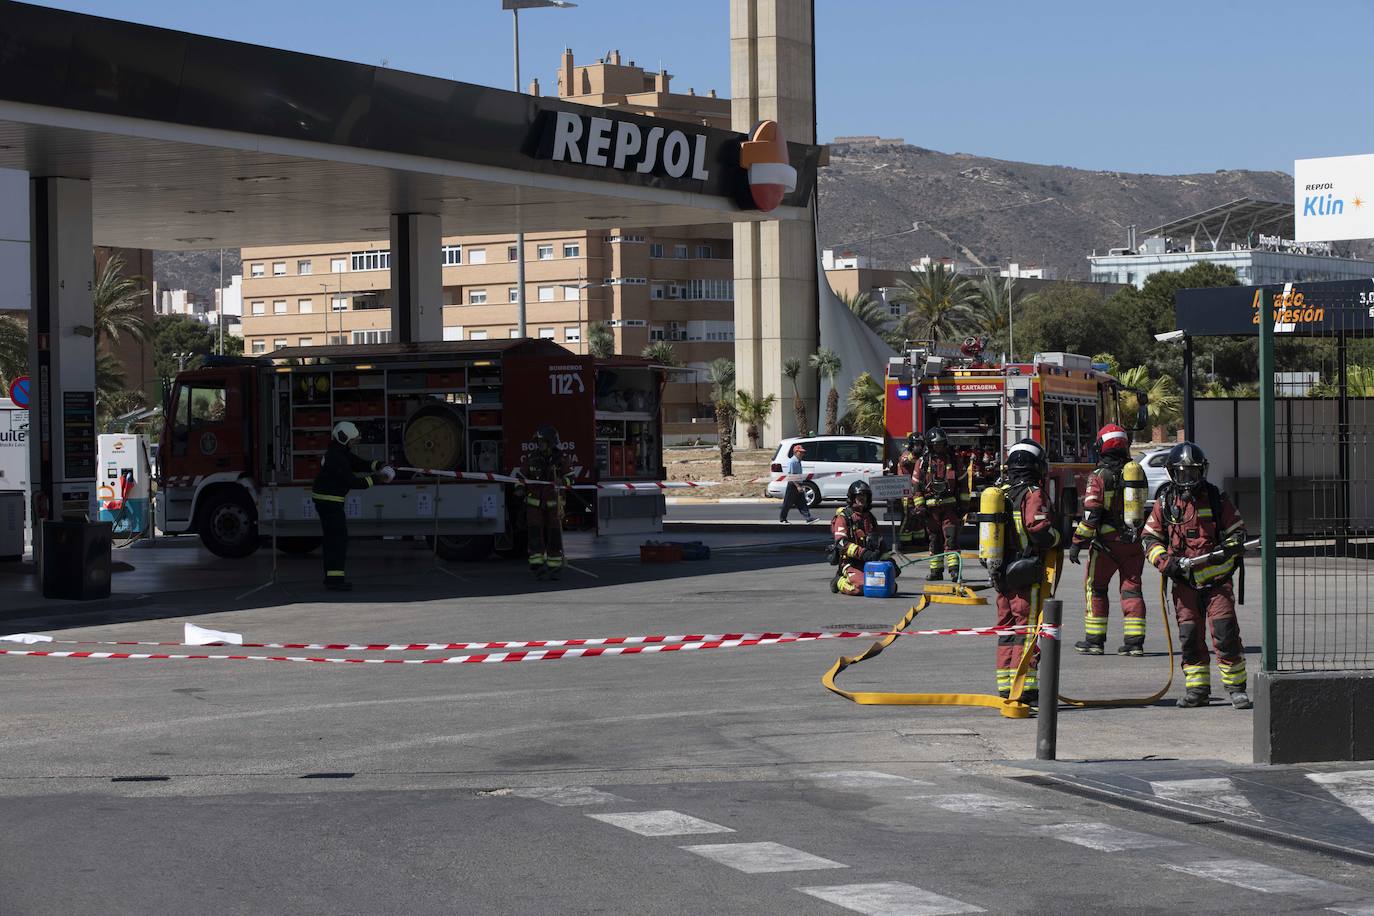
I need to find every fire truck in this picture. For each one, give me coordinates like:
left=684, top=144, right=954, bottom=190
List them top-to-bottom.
left=156, top=339, right=667, bottom=559
left=884, top=342, right=1147, bottom=515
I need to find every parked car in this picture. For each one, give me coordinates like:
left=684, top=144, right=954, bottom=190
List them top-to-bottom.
left=764, top=436, right=884, bottom=508
left=1139, top=447, right=1171, bottom=504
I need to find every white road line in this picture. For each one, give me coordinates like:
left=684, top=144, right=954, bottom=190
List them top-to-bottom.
left=1308, top=770, right=1374, bottom=824
left=810, top=771, right=933, bottom=789
left=1149, top=777, right=1259, bottom=818
left=509, top=786, right=626, bottom=807
left=915, top=793, right=1029, bottom=815
left=586, top=810, right=734, bottom=837
left=1031, top=822, right=1184, bottom=852
left=681, top=841, right=847, bottom=874
left=1161, top=859, right=1348, bottom=897
left=797, top=881, right=984, bottom=915
left=1329, top=907, right=1374, bottom=915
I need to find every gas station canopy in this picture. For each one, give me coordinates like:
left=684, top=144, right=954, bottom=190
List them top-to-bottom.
left=0, top=1, right=821, bottom=250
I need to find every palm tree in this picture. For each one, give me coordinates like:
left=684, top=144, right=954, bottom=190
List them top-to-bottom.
left=93, top=253, right=150, bottom=348
left=893, top=263, right=978, bottom=345
left=965, top=275, right=1030, bottom=354
left=840, top=290, right=891, bottom=338
left=0, top=313, right=27, bottom=387
left=587, top=321, right=615, bottom=359
left=640, top=340, right=681, bottom=367
left=809, top=347, right=842, bottom=435
left=782, top=357, right=808, bottom=435
left=706, top=358, right=736, bottom=476
left=1118, top=365, right=1181, bottom=431
left=847, top=371, right=885, bottom=436
left=735, top=390, right=777, bottom=449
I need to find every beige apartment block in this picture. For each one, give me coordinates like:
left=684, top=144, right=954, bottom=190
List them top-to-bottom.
left=241, top=50, right=734, bottom=441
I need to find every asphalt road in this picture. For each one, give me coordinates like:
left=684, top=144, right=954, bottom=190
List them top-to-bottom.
left=2, top=548, right=1371, bottom=915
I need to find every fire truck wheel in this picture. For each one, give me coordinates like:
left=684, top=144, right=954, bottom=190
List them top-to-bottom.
left=802, top=482, right=822, bottom=509
left=197, top=488, right=260, bottom=559
left=430, top=534, right=495, bottom=562
left=274, top=536, right=322, bottom=555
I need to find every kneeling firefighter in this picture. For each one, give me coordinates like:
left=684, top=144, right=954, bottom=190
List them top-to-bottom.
left=312, top=421, right=394, bottom=591
left=1070, top=424, right=1149, bottom=656
left=519, top=425, right=575, bottom=579
left=978, top=439, right=1061, bottom=702
left=1142, top=443, right=1251, bottom=710
left=829, top=480, right=896, bottom=595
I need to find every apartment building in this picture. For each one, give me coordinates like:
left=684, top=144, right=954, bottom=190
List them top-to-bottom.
left=241, top=49, right=732, bottom=438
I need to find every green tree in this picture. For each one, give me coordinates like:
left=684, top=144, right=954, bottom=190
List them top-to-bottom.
left=93, top=253, right=150, bottom=348
left=1108, top=262, right=1242, bottom=380
left=893, top=264, right=978, bottom=345
left=966, top=275, right=1032, bottom=356
left=1010, top=283, right=1128, bottom=361
left=840, top=290, right=891, bottom=339
left=0, top=313, right=27, bottom=388
left=152, top=315, right=216, bottom=383
left=586, top=321, right=615, bottom=359
left=641, top=340, right=681, bottom=367
left=809, top=347, right=842, bottom=435
left=782, top=357, right=808, bottom=435
left=706, top=358, right=736, bottom=476
left=1118, top=365, right=1181, bottom=432
left=846, top=371, right=886, bottom=436
left=735, top=390, right=777, bottom=449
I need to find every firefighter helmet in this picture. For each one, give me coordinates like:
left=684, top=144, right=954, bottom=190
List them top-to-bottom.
left=331, top=421, right=361, bottom=446
left=1094, top=423, right=1130, bottom=455
left=535, top=425, right=560, bottom=450
left=925, top=427, right=949, bottom=452
left=904, top=432, right=920, bottom=452
left=1005, top=438, right=1047, bottom=481
left=1166, top=442, right=1209, bottom=491
left=847, top=479, right=873, bottom=511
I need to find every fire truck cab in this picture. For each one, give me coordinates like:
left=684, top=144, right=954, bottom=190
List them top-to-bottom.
left=157, top=339, right=666, bottom=559
left=884, top=342, right=1147, bottom=515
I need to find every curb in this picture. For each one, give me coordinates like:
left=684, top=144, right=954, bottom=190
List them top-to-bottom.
left=665, top=497, right=773, bottom=505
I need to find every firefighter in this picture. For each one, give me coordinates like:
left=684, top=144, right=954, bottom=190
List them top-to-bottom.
left=312, top=421, right=393, bottom=591
left=1069, top=424, right=1148, bottom=656
left=519, top=425, right=574, bottom=579
left=914, top=427, right=967, bottom=580
left=896, top=434, right=925, bottom=551
left=988, top=439, right=1061, bottom=703
left=1142, top=443, right=1251, bottom=710
left=829, top=479, right=893, bottom=595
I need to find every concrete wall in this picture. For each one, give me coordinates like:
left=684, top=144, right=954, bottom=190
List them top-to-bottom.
left=0, top=168, right=29, bottom=313
left=1255, top=672, right=1374, bottom=763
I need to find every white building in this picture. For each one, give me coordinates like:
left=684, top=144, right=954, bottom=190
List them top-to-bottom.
left=214, top=274, right=242, bottom=318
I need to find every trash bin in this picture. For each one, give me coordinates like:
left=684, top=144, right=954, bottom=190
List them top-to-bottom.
left=41, top=520, right=112, bottom=600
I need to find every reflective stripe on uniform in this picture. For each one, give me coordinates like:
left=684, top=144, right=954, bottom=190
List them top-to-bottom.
left=312, top=493, right=345, bottom=503
left=1146, top=544, right=1167, bottom=564
left=1193, top=556, right=1237, bottom=584
left=326, top=570, right=346, bottom=577
left=1123, top=617, right=1146, bottom=637
left=1219, top=659, right=1247, bottom=687
left=1183, top=663, right=1210, bottom=689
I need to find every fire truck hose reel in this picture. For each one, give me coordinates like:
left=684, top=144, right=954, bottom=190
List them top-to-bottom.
left=402, top=404, right=466, bottom=471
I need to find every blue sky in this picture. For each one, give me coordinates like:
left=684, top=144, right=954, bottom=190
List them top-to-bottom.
left=32, top=0, right=1374, bottom=174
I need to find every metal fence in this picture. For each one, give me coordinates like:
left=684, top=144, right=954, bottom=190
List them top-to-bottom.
left=1259, top=285, right=1374, bottom=672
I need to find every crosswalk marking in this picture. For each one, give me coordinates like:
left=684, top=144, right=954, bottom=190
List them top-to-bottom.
left=1307, top=770, right=1374, bottom=825
left=810, top=771, right=933, bottom=789
left=1149, top=777, right=1258, bottom=818
left=509, top=786, right=626, bottom=807
left=915, top=793, right=1029, bottom=814
left=586, top=810, right=734, bottom=837
left=1031, top=822, right=1184, bottom=852
left=681, top=841, right=847, bottom=874
left=1162, top=859, right=1349, bottom=897
left=797, top=881, right=984, bottom=915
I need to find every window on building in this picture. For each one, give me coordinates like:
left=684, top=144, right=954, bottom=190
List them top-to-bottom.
left=563, top=243, right=580, bottom=258
left=649, top=243, right=664, bottom=258
left=537, top=244, right=554, bottom=260
left=674, top=244, right=688, bottom=259
left=442, top=245, right=462, bottom=266
left=507, top=245, right=518, bottom=261
left=696, top=245, right=713, bottom=259
left=468, top=248, right=487, bottom=265
left=350, top=250, right=390, bottom=271
left=330, top=258, right=347, bottom=273
left=272, top=262, right=286, bottom=276
left=250, top=263, right=265, bottom=278
left=651, top=284, right=665, bottom=300
left=563, top=285, right=580, bottom=301
left=537, top=286, right=555, bottom=302
left=508, top=287, right=520, bottom=303
left=468, top=289, right=488, bottom=305
left=352, top=294, right=382, bottom=311
left=331, top=296, right=349, bottom=312
left=298, top=298, right=314, bottom=314
left=273, top=299, right=287, bottom=315
left=889, top=300, right=901, bottom=317
left=251, top=301, right=265, bottom=316
left=564, top=326, right=580, bottom=343
left=649, top=326, right=664, bottom=341
left=538, top=327, right=555, bottom=340
left=508, top=328, right=520, bottom=338
left=469, top=329, right=488, bottom=341
left=352, top=330, right=392, bottom=345
left=328, top=334, right=347, bottom=346
left=298, top=337, right=314, bottom=347
left=273, top=338, right=287, bottom=350
left=251, top=339, right=266, bottom=354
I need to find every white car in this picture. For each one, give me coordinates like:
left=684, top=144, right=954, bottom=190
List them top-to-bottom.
left=765, top=435, right=884, bottom=508
left=1139, top=447, right=1172, bottom=504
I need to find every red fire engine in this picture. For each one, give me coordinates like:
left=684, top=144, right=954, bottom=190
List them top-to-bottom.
left=157, top=339, right=666, bottom=558
left=884, top=341, right=1147, bottom=514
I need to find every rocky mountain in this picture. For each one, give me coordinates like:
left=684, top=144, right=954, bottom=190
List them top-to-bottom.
left=816, top=142, right=1306, bottom=280
left=153, top=249, right=241, bottom=307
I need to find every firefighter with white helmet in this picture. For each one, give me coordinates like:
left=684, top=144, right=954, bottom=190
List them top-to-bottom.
left=311, top=421, right=394, bottom=590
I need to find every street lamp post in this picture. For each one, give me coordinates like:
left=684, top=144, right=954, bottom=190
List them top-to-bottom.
left=501, top=0, right=575, bottom=339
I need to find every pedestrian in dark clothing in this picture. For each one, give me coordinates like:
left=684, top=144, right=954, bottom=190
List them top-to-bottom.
left=779, top=443, right=816, bottom=523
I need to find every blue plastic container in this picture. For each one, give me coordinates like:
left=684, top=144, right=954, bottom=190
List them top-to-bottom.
left=862, top=560, right=898, bottom=598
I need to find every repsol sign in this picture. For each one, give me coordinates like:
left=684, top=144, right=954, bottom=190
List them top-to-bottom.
left=543, top=111, right=711, bottom=181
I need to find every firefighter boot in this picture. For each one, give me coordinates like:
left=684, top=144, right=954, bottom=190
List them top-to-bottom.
left=926, top=566, right=944, bottom=582
left=1074, top=637, right=1105, bottom=656
left=1117, top=637, right=1146, bottom=657
left=1227, top=686, right=1253, bottom=710
left=1177, top=687, right=1211, bottom=709
left=1021, top=689, right=1039, bottom=708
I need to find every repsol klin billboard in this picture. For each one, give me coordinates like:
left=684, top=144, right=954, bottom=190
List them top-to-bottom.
left=1174, top=278, right=1374, bottom=337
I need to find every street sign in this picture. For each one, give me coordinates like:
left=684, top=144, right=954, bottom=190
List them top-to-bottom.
left=8, top=376, right=30, bottom=410
left=866, top=474, right=913, bottom=502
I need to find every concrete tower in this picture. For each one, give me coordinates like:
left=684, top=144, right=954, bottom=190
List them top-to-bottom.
left=731, top=0, right=819, bottom=442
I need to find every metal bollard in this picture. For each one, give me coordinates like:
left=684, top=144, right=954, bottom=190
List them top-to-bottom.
left=1036, top=598, right=1063, bottom=761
